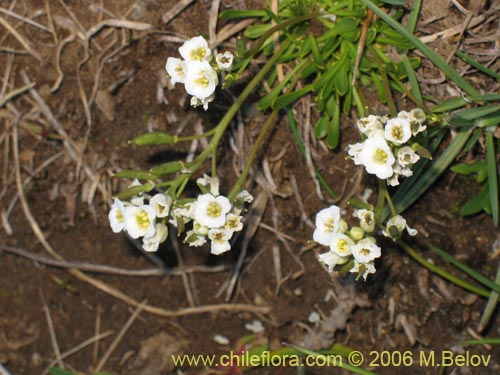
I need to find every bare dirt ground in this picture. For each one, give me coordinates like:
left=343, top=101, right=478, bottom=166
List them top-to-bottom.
left=0, top=1, right=499, bottom=375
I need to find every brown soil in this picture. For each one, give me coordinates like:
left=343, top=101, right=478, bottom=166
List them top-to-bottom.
left=0, top=1, right=499, bottom=375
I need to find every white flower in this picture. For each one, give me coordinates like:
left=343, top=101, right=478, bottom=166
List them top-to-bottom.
left=179, top=36, right=211, bottom=62
left=216, top=51, right=234, bottom=70
left=165, top=57, right=187, bottom=85
left=185, top=61, right=218, bottom=100
left=190, top=94, right=214, bottom=111
left=409, top=108, right=427, bottom=135
left=357, top=115, right=384, bottom=135
left=384, top=117, right=412, bottom=145
left=358, top=135, right=395, bottom=179
left=347, top=142, right=364, bottom=165
left=397, top=146, right=420, bottom=167
left=387, top=173, right=400, bottom=187
left=196, top=174, right=220, bottom=196
left=236, top=190, right=254, bottom=203
left=149, top=194, right=172, bottom=218
left=194, top=194, right=231, bottom=228
left=108, top=198, right=126, bottom=233
left=169, top=202, right=195, bottom=227
left=124, top=205, right=156, bottom=239
left=313, top=205, right=341, bottom=246
left=355, top=209, right=376, bottom=232
left=225, top=213, right=243, bottom=232
left=383, top=215, right=417, bottom=240
left=193, top=220, right=208, bottom=236
left=142, top=223, right=168, bottom=252
left=208, top=228, right=233, bottom=255
left=184, top=229, right=207, bottom=247
left=329, top=233, right=354, bottom=257
left=351, top=237, right=381, bottom=263
left=318, top=251, right=349, bottom=272
left=350, top=261, right=376, bottom=281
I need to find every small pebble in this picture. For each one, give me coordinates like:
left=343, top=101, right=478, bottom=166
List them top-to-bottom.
left=245, top=320, right=264, bottom=333
left=213, top=334, right=229, bottom=345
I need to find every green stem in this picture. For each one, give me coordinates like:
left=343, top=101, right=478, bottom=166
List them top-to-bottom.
left=168, top=40, right=292, bottom=198
left=228, top=111, right=279, bottom=200
left=177, top=127, right=217, bottom=142
left=212, top=148, right=217, bottom=178
left=374, top=179, right=387, bottom=226
left=384, top=190, right=397, bottom=217
left=397, top=240, right=490, bottom=298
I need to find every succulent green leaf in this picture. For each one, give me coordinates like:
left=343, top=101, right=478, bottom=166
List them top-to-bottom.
left=131, top=132, right=178, bottom=146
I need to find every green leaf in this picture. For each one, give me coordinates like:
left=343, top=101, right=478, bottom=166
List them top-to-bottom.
left=361, top=0, right=478, bottom=96
left=379, top=0, right=408, bottom=5
left=219, top=9, right=268, bottom=20
left=244, top=23, right=273, bottom=39
left=456, top=50, right=500, bottom=79
left=334, top=63, right=349, bottom=95
left=273, top=84, right=313, bottom=109
left=327, top=97, right=340, bottom=149
left=432, top=98, right=468, bottom=113
left=455, top=105, right=500, bottom=121
left=314, top=115, right=329, bottom=139
left=391, top=129, right=472, bottom=218
left=131, top=132, right=178, bottom=146
left=486, top=132, right=499, bottom=226
left=451, top=160, right=487, bottom=178
left=150, top=161, right=186, bottom=176
left=114, top=170, right=158, bottom=180
left=114, top=183, right=153, bottom=201
left=461, top=185, right=491, bottom=216
left=428, top=244, right=500, bottom=294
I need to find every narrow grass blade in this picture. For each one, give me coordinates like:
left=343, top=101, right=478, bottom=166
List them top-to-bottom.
left=360, top=0, right=478, bottom=96
left=455, top=50, right=500, bottom=80
left=391, top=129, right=472, bottom=218
left=486, top=132, right=499, bottom=226
left=398, top=240, right=490, bottom=298
left=428, top=244, right=500, bottom=294
left=478, top=259, right=500, bottom=332
left=460, top=338, right=500, bottom=346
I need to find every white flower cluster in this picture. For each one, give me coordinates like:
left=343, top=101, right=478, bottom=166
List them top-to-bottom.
left=165, top=36, right=234, bottom=110
left=348, top=109, right=427, bottom=186
left=169, top=175, right=253, bottom=255
left=109, top=176, right=253, bottom=256
left=109, top=188, right=172, bottom=252
left=313, top=205, right=381, bottom=281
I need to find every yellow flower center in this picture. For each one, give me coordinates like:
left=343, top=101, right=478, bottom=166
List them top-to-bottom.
left=190, top=47, right=206, bottom=61
left=175, top=65, right=185, bottom=77
left=194, top=75, right=210, bottom=88
left=391, top=126, right=403, bottom=140
left=374, top=149, right=388, bottom=164
left=207, top=202, right=222, bottom=218
left=115, top=209, right=123, bottom=223
left=135, top=210, right=150, bottom=230
left=226, top=216, right=239, bottom=230
left=324, top=217, right=335, bottom=233
left=213, top=232, right=225, bottom=242
left=337, top=239, right=349, bottom=254
left=360, top=248, right=371, bottom=257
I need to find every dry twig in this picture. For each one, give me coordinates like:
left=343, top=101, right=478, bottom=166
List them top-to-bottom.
left=162, top=0, right=196, bottom=24
left=0, top=15, right=42, bottom=61
left=40, top=290, right=65, bottom=369
left=94, top=302, right=146, bottom=373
